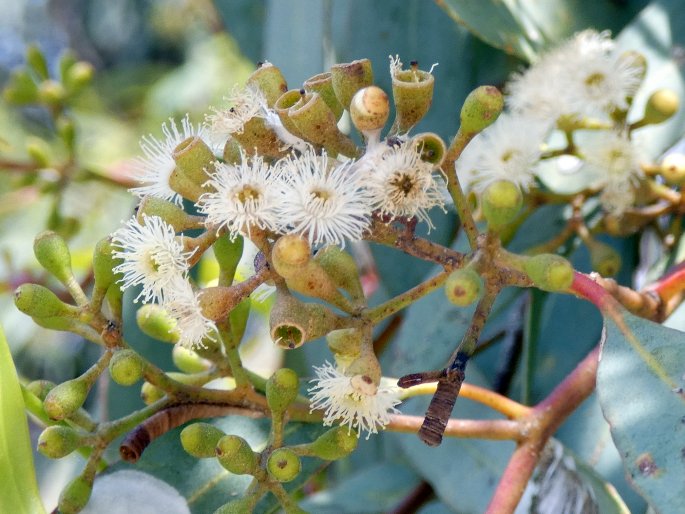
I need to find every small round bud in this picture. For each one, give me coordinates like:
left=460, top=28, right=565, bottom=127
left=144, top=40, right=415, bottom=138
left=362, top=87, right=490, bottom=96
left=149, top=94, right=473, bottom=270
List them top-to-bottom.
left=64, top=61, right=94, bottom=92
left=38, top=79, right=66, bottom=106
left=460, top=85, right=503, bottom=134
left=350, top=86, right=390, bottom=133
left=643, top=89, right=679, bottom=125
left=26, top=137, right=51, bottom=167
left=660, top=153, right=685, bottom=184
left=481, top=180, right=523, bottom=229
left=33, top=230, right=74, bottom=285
left=272, top=235, right=311, bottom=279
left=588, top=241, right=622, bottom=277
left=524, top=254, right=574, bottom=292
left=444, top=268, right=484, bottom=307
left=14, top=284, right=77, bottom=319
left=136, top=304, right=179, bottom=344
left=172, top=345, right=211, bottom=374
left=109, top=349, right=145, bottom=386
left=266, top=368, right=299, bottom=414
left=26, top=379, right=55, bottom=400
left=43, top=379, right=89, bottom=420
left=140, top=381, right=165, bottom=405
left=180, top=422, right=226, bottom=458
left=38, top=425, right=81, bottom=458
left=309, top=426, right=359, bottom=460
left=215, top=435, right=257, bottom=475
left=266, top=448, right=301, bottom=482
left=58, top=476, right=93, bottom=514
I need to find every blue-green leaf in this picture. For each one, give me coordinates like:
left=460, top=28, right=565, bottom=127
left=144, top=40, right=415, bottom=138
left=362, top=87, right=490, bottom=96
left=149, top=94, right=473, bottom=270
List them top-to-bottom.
left=597, top=309, right=685, bottom=513
left=0, top=326, right=46, bottom=514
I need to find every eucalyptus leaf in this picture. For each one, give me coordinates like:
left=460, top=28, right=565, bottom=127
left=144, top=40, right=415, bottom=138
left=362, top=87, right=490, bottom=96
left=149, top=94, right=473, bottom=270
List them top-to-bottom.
left=597, top=308, right=685, bottom=513
left=0, top=326, right=46, bottom=514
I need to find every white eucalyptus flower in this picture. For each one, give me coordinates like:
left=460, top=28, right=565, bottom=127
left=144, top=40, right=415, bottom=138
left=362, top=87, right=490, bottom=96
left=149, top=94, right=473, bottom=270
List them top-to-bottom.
left=205, top=85, right=267, bottom=148
left=111, top=215, right=193, bottom=304
left=163, top=277, right=217, bottom=348
left=308, top=361, right=401, bottom=439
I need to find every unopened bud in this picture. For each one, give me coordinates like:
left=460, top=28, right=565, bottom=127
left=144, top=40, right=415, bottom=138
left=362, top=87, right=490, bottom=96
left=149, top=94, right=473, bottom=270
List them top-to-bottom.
left=26, top=44, right=49, bottom=79
left=330, top=59, right=374, bottom=111
left=391, top=60, right=435, bottom=133
left=64, top=61, right=94, bottom=93
left=246, top=62, right=288, bottom=107
left=3, top=69, right=39, bottom=104
left=304, top=71, right=344, bottom=120
left=38, top=79, right=66, bottom=106
left=460, top=85, right=504, bottom=135
left=350, top=86, right=390, bottom=134
left=643, top=89, right=679, bottom=125
left=57, top=115, right=76, bottom=151
left=660, top=153, right=685, bottom=184
left=481, top=180, right=523, bottom=230
left=137, top=197, right=200, bottom=232
left=33, top=230, right=74, bottom=285
left=212, top=234, right=244, bottom=283
left=272, top=234, right=311, bottom=278
left=92, top=237, right=121, bottom=293
left=588, top=241, right=621, bottom=277
left=313, top=245, right=365, bottom=301
left=524, top=254, right=574, bottom=292
left=444, top=268, right=483, bottom=307
left=14, top=284, right=78, bottom=319
left=136, top=304, right=179, bottom=344
left=327, top=328, right=363, bottom=367
left=172, top=345, right=211, bottom=373
left=109, top=349, right=145, bottom=386
left=266, top=368, right=299, bottom=414
left=26, top=379, right=55, bottom=400
left=43, top=379, right=89, bottom=420
left=140, top=381, right=165, bottom=405
left=180, top=422, right=225, bottom=458
left=38, top=425, right=81, bottom=458
left=309, top=426, right=359, bottom=460
left=215, top=435, right=257, bottom=475
left=267, top=448, right=301, bottom=482
left=58, top=475, right=93, bottom=514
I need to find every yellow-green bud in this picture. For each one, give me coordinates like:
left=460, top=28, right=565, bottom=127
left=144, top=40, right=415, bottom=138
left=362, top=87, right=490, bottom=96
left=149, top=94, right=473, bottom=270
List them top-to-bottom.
left=26, top=44, right=49, bottom=79
left=330, top=58, right=374, bottom=111
left=391, top=60, right=435, bottom=134
left=64, top=61, right=94, bottom=93
left=246, top=62, right=288, bottom=107
left=3, top=69, right=38, bottom=104
left=304, top=71, right=344, bottom=120
left=38, top=79, right=66, bottom=106
left=460, top=85, right=504, bottom=135
left=350, top=86, right=390, bottom=134
left=643, top=89, right=679, bottom=125
left=57, top=115, right=76, bottom=152
left=411, top=132, right=446, bottom=166
left=173, top=136, right=215, bottom=187
left=26, top=137, right=51, bottom=167
left=660, top=153, right=685, bottom=184
left=481, top=180, right=523, bottom=230
left=137, top=197, right=199, bottom=232
left=33, top=230, right=74, bottom=285
left=213, top=234, right=244, bottom=283
left=272, top=235, right=311, bottom=279
left=92, top=237, right=121, bottom=293
left=588, top=241, right=622, bottom=277
left=313, top=245, right=364, bottom=301
left=524, top=254, right=574, bottom=292
left=444, top=268, right=483, bottom=307
left=14, top=284, right=78, bottom=319
left=136, top=304, right=179, bottom=344
left=327, top=328, right=363, bottom=367
left=172, top=345, right=211, bottom=373
left=109, top=349, right=145, bottom=386
left=266, top=368, right=299, bottom=414
left=26, top=379, right=55, bottom=400
left=43, top=379, right=89, bottom=420
left=140, top=381, right=165, bottom=405
left=180, top=422, right=226, bottom=458
left=37, top=425, right=81, bottom=458
left=309, top=426, right=359, bottom=460
left=215, top=435, right=257, bottom=475
left=267, top=448, right=301, bottom=482
left=58, top=476, right=93, bottom=514
left=213, top=498, right=254, bottom=514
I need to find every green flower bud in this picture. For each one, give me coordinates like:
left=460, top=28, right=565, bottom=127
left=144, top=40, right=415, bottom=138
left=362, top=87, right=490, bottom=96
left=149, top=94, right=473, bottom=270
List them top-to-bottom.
left=26, top=44, right=49, bottom=79
left=58, top=51, right=78, bottom=83
left=331, top=59, right=374, bottom=111
left=390, top=60, right=435, bottom=134
left=63, top=61, right=94, bottom=93
left=246, top=62, right=288, bottom=107
left=3, top=69, right=38, bottom=104
left=304, top=71, right=344, bottom=120
left=38, top=79, right=66, bottom=106
left=460, top=85, right=504, bottom=135
left=350, top=86, right=390, bottom=134
left=274, top=89, right=308, bottom=139
left=643, top=89, right=679, bottom=125
left=289, top=91, right=359, bottom=158
left=57, top=115, right=76, bottom=152
left=411, top=132, right=446, bottom=166
left=173, top=136, right=215, bottom=187
left=26, top=137, right=51, bottom=167
left=660, top=153, right=685, bottom=184
left=481, top=180, right=523, bottom=230
left=137, top=197, right=200, bottom=232
left=33, top=230, right=74, bottom=285
left=213, top=234, right=244, bottom=283
left=272, top=235, right=311, bottom=279
left=92, top=237, right=121, bottom=293
left=588, top=241, right=622, bottom=277
left=313, top=245, right=364, bottom=302
left=524, top=254, right=574, bottom=292
left=284, top=261, right=355, bottom=312
left=444, top=268, right=484, bottom=307
left=14, top=284, right=78, bottom=319
left=270, top=292, right=342, bottom=349
left=136, top=304, right=179, bottom=344
left=327, top=328, right=363, bottom=367
left=172, top=345, right=211, bottom=373
left=109, top=349, right=145, bottom=386
left=266, top=368, right=299, bottom=414
left=26, top=379, right=55, bottom=400
left=43, top=379, right=89, bottom=421
left=140, top=381, right=165, bottom=405
left=180, top=422, right=226, bottom=458
left=38, top=425, right=81, bottom=458
left=309, top=426, right=358, bottom=460
left=215, top=435, right=257, bottom=475
left=267, top=448, right=301, bottom=482
left=58, top=475, right=93, bottom=514
left=213, top=498, right=254, bottom=514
